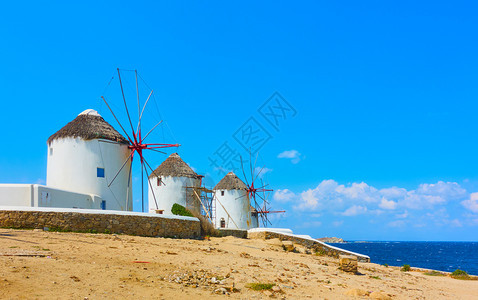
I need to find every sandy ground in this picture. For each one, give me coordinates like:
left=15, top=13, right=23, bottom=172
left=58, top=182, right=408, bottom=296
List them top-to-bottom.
left=0, top=229, right=477, bottom=299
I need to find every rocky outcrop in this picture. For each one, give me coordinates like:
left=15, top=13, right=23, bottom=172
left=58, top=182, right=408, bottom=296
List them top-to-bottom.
left=318, top=237, right=345, bottom=243
left=339, top=255, right=358, bottom=273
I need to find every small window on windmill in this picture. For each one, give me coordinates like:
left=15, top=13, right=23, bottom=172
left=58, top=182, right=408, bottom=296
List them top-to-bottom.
left=49, top=147, right=53, bottom=156
left=97, top=168, right=105, bottom=178
left=157, top=177, right=162, bottom=186
left=221, top=191, right=225, bottom=196
left=220, top=218, right=226, bottom=228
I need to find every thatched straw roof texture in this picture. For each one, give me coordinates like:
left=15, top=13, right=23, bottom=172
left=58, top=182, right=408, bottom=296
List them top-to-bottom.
left=47, top=110, right=128, bottom=145
left=149, top=153, right=198, bottom=179
left=214, top=172, right=248, bottom=190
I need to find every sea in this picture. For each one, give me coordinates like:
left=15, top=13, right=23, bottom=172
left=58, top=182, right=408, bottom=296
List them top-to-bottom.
left=328, top=241, right=478, bottom=276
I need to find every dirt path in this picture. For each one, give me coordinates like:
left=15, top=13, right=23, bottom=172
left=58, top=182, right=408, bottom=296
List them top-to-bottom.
left=0, top=229, right=477, bottom=299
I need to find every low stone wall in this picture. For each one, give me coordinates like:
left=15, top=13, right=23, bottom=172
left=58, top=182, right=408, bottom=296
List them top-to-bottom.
left=0, top=208, right=200, bottom=239
left=217, top=228, right=247, bottom=239
left=248, top=230, right=370, bottom=262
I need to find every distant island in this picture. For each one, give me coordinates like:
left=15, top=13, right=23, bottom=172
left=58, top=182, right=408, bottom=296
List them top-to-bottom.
left=318, top=237, right=345, bottom=243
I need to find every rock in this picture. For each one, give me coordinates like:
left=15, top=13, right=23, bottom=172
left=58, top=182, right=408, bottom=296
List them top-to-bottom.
left=318, top=237, right=345, bottom=243
left=266, top=238, right=283, bottom=246
left=282, top=241, right=295, bottom=252
left=339, top=255, right=358, bottom=273
left=272, top=285, right=282, bottom=292
left=215, top=287, right=227, bottom=294
left=344, top=288, right=369, bottom=297
left=263, top=290, right=273, bottom=297
left=370, top=291, right=392, bottom=300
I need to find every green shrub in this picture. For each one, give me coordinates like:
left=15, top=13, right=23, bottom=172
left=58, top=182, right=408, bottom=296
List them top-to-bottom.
left=171, top=203, right=194, bottom=217
left=401, top=264, right=411, bottom=272
left=451, top=269, right=472, bottom=280
left=452, top=269, right=468, bottom=276
left=246, top=283, right=275, bottom=291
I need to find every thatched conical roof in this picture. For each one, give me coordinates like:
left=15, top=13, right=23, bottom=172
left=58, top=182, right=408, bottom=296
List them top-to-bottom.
left=47, top=109, right=129, bottom=145
left=149, top=153, right=198, bottom=179
left=214, top=172, right=248, bottom=190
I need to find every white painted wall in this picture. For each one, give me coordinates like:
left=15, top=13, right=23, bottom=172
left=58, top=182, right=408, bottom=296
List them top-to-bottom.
left=47, top=137, right=132, bottom=211
left=148, top=176, right=201, bottom=215
left=0, top=184, right=102, bottom=209
left=0, top=184, right=34, bottom=206
left=214, top=189, right=252, bottom=230
left=251, top=212, right=259, bottom=228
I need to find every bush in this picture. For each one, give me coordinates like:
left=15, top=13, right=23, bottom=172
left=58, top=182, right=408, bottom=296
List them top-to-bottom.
left=171, top=203, right=194, bottom=217
left=401, top=264, right=411, bottom=272
left=451, top=269, right=471, bottom=280
left=452, top=269, right=468, bottom=276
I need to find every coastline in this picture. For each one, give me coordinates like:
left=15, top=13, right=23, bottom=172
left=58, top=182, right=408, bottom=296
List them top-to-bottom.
left=1, top=228, right=477, bottom=299
left=327, top=240, right=478, bottom=276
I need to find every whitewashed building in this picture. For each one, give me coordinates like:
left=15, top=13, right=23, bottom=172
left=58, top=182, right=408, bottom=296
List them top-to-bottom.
left=46, top=109, right=132, bottom=211
left=148, top=153, right=201, bottom=215
left=213, top=172, right=252, bottom=230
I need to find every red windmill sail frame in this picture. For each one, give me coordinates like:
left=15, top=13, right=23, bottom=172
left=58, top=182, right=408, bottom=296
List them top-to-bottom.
left=101, top=68, right=179, bottom=212
left=240, top=152, right=285, bottom=227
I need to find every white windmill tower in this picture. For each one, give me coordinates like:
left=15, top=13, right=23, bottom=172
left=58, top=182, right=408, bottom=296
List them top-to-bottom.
left=46, top=109, right=132, bottom=211
left=148, top=153, right=201, bottom=215
left=213, top=172, right=252, bottom=230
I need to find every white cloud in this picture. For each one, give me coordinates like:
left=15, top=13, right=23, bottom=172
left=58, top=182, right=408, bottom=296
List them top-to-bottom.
left=277, top=150, right=303, bottom=164
left=277, top=150, right=299, bottom=159
left=291, top=179, right=470, bottom=216
left=294, top=179, right=341, bottom=211
left=403, top=181, right=467, bottom=209
left=337, top=182, right=380, bottom=203
left=273, top=189, right=296, bottom=203
left=298, top=189, right=320, bottom=210
left=461, top=192, right=478, bottom=213
left=379, top=198, right=398, bottom=210
left=342, top=205, right=367, bottom=216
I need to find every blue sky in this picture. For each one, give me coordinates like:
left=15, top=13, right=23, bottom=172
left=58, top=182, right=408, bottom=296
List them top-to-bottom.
left=1, top=1, right=478, bottom=241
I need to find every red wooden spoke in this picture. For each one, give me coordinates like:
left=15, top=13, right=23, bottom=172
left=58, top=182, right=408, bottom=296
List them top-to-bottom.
left=117, top=68, right=137, bottom=143
left=104, top=69, right=180, bottom=212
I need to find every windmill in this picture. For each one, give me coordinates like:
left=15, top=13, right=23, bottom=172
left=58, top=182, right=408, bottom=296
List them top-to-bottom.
left=100, top=68, right=179, bottom=212
left=239, top=151, right=285, bottom=227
